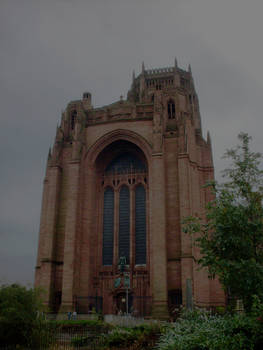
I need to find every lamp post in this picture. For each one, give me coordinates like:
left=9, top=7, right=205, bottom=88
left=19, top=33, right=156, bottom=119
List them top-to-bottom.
left=118, top=255, right=130, bottom=314
left=124, top=272, right=130, bottom=314
left=126, top=284, right=129, bottom=314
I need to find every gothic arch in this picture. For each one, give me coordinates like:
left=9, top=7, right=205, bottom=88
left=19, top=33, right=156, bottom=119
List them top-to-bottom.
left=84, top=129, right=152, bottom=166
left=84, top=132, right=150, bottom=271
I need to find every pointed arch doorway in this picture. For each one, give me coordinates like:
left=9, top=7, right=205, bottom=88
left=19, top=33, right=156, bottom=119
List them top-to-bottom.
left=115, top=291, right=133, bottom=314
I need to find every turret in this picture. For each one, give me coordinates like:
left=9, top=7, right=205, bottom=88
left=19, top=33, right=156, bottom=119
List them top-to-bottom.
left=174, top=57, right=178, bottom=70
left=142, top=61, right=145, bottom=75
left=139, top=62, right=146, bottom=102
left=82, top=92, right=92, bottom=111
left=207, top=131, right=211, bottom=145
left=46, top=147, right=52, bottom=168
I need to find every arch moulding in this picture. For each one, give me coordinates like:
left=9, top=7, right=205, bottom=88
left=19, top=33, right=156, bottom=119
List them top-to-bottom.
left=85, top=129, right=153, bottom=166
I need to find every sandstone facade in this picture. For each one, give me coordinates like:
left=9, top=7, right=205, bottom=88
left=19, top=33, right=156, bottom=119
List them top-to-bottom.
left=35, top=61, right=225, bottom=318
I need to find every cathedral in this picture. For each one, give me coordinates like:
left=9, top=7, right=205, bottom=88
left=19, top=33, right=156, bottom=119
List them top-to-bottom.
left=35, top=60, right=224, bottom=318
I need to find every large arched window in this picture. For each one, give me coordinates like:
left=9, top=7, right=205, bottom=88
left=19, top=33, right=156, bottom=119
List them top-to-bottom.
left=167, top=99, right=176, bottom=119
left=100, top=145, right=148, bottom=267
left=105, top=153, right=146, bottom=175
left=135, top=184, right=146, bottom=264
left=119, top=185, right=130, bottom=263
left=102, top=187, right=114, bottom=265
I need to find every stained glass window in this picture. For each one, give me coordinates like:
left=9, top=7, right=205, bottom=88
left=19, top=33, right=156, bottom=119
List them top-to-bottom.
left=119, top=185, right=130, bottom=263
left=135, top=185, right=146, bottom=264
left=102, top=187, right=114, bottom=265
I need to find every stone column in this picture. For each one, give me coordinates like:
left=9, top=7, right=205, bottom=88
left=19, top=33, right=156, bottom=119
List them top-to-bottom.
left=150, top=153, right=169, bottom=318
left=178, top=154, right=194, bottom=307
left=60, top=160, right=80, bottom=312
left=35, top=165, right=61, bottom=308
left=84, top=165, right=97, bottom=295
left=35, top=177, right=49, bottom=285
left=113, top=186, right=119, bottom=267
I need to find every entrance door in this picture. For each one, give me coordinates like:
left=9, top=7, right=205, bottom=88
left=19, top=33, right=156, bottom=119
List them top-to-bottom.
left=116, top=292, right=133, bottom=314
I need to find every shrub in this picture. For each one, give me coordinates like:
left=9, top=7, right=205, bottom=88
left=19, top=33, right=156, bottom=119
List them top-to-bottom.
left=0, top=283, right=52, bottom=349
left=156, top=309, right=263, bottom=350
left=71, top=322, right=164, bottom=349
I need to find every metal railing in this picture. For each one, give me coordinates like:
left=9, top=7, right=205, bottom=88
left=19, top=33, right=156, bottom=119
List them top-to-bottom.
left=0, top=326, right=102, bottom=350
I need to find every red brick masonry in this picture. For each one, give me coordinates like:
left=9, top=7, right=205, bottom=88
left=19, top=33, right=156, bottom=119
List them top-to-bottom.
left=35, top=62, right=225, bottom=318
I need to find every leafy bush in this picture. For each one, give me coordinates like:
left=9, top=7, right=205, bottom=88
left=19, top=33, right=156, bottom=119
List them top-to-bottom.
left=183, top=133, right=263, bottom=312
left=0, top=283, right=52, bottom=349
left=156, top=309, right=263, bottom=350
left=71, top=322, right=163, bottom=349
left=71, top=327, right=136, bottom=349
left=71, top=335, right=97, bottom=347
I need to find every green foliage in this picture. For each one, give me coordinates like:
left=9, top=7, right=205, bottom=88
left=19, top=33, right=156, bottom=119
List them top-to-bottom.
left=183, top=133, right=263, bottom=311
left=0, top=283, right=52, bottom=348
left=250, top=295, right=263, bottom=321
left=156, top=309, right=263, bottom=350
left=71, top=323, right=163, bottom=349
left=103, top=328, right=139, bottom=347
left=71, top=334, right=97, bottom=347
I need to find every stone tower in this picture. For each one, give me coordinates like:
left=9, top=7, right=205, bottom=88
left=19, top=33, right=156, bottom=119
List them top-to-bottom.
left=35, top=60, right=224, bottom=318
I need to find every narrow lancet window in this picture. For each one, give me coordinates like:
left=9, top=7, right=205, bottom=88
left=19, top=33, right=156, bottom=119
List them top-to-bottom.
left=168, top=99, right=176, bottom=119
left=71, top=110, right=77, bottom=130
left=135, top=184, right=146, bottom=264
left=119, top=185, right=130, bottom=263
left=103, top=187, right=114, bottom=265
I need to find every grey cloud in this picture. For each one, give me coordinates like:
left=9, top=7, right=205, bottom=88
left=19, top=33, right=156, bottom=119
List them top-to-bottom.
left=1, top=0, right=263, bottom=285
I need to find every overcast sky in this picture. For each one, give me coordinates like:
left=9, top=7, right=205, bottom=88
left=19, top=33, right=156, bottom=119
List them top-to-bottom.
left=1, top=0, right=263, bottom=286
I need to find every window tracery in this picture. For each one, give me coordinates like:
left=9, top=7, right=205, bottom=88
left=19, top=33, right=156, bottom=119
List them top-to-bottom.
left=102, top=153, right=147, bottom=266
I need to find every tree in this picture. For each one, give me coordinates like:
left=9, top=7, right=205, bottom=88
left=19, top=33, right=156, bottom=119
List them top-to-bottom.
left=183, top=133, right=263, bottom=311
left=0, top=283, right=47, bottom=347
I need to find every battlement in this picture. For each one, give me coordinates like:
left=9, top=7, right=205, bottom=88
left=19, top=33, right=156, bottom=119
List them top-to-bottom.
left=128, top=60, right=195, bottom=105
left=145, top=67, right=175, bottom=76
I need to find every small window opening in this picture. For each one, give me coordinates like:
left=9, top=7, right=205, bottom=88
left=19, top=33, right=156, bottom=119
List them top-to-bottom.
left=167, top=99, right=176, bottom=119
left=71, top=110, right=77, bottom=130
left=168, top=289, right=182, bottom=308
